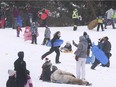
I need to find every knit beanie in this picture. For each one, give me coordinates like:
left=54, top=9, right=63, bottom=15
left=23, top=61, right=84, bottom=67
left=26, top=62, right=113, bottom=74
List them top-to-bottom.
left=8, top=70, right=16, bottom=76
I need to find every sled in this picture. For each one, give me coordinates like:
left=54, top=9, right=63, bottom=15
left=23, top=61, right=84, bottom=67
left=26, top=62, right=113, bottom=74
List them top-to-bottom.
left=88, top=19, right=98, bottom=30
left=47, top=39, right=63, bottom=47
left=91, top=44, right=108, bottom=65
left=60, top=49, right=73, bottom=53
left=86, top=53, right=95, bottom=64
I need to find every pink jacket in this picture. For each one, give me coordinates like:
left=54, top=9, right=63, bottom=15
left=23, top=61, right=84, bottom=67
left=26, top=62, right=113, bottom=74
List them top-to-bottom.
left=23, top=26, right=32, bottom=41
left=24, top=75, right=33, bottom=87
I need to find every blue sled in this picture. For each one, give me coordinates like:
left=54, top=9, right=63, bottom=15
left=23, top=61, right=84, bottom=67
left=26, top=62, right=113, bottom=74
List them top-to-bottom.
left=47, top=39, right=63, bottom=47
left=91, top=44, right=108, bottom=65
left=86, top=54, right=95, bottom=64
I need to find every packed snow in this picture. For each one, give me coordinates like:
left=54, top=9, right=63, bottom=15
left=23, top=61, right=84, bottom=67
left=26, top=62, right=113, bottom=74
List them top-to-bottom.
left=0, top=25, right=116, bottom=87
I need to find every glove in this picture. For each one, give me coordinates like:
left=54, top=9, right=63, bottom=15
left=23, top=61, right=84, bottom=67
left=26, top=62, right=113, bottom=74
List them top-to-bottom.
left=75, top=56, right=78, bottom=61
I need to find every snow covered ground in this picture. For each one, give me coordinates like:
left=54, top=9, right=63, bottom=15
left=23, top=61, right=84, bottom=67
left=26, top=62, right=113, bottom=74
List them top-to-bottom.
left=0, top=25, right=116, bottom=87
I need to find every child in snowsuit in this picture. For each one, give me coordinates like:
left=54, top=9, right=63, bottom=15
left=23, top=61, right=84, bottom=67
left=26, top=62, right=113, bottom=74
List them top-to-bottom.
left=17, top=24, right=22, bottom=37
left=60, top=42, right=72, bottom=52
left=6, top=69, right=16, bottom=87
left=25, top=70, right=33, bottom=87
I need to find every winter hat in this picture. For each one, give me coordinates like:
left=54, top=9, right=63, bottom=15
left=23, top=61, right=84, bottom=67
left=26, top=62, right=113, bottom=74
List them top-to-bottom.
left=83, top=32, right=87, bottom=36
left=79, top=36, right=86, bottom=42
left=104, top=36, right=109, bottom=40
left=18, top=51, right=24, bottom=59
left=45, top=58, right=50, bottom=62
left=8, top=70, right=16, bottom=76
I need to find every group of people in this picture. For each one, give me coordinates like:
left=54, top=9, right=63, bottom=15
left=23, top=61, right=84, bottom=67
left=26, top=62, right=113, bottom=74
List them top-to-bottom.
left=0, top=2, right=49, bottom=29
left=96, top=7, right=116, bottom=31
left=6, top=30, right=112, bottom=86
left=6, top=51, right=33, bottom=87
left=40, top=58, right=92, bottom=86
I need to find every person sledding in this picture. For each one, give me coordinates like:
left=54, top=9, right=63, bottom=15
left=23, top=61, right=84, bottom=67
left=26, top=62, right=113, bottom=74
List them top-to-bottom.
left=60, top=41, right=72, bottom=53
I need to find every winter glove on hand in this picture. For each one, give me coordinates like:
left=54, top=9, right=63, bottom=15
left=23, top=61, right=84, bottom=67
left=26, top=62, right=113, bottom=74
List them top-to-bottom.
left=75, top=56, right=78, bottom=61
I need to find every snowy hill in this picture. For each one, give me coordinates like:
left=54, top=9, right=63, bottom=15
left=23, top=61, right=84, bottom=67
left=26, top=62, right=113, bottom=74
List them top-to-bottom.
left=0, top=26, right=116, bottom=87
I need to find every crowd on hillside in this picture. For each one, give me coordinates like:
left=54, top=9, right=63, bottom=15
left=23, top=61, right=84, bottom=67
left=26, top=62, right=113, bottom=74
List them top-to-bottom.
left=0, top=2, right=49, bottom=29
left=1, top=2, right=113, bottom=87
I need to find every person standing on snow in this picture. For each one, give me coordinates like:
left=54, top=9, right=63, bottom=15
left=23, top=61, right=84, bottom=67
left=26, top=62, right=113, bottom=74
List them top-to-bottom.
left=104, top=8, right=115, bottom=29
left=72, top=9, right=82, bottom=31
left=97, top=15, right=104, bottom=31
left=30, top=22, right=38, bottom=44
left=16, top=24, right=22, bottom=37
left=42, top=25, right=51, bottom=45
left=41, top=31, right=61, bottom=64
left=83, top=32, right=92, bottom=57
left=74, top=36, right=88, bottom=80
left=101, top=36, right=112, bottom=67
left=14, top=51, right=27, bottom=87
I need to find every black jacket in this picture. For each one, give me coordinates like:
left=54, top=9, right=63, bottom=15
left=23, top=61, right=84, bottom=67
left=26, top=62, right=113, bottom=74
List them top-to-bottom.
left=102, top=40, right=111, bottom=53
left=14, top=52, right=27, bottom=86
left=6, top=76, right=16, bottom=87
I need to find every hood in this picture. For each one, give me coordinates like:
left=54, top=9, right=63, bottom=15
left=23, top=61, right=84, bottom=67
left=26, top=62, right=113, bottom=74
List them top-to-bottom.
left=83, top=32, right=87, bottom=36
left=79, top=36, right=86, bottom=42
left=18, top=51, right=24, bottom=60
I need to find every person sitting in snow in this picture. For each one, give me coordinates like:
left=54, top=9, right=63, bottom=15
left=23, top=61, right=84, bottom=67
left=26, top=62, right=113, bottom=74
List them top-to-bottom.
left=60, top=41, right=72, bottom=53
left=40, top=58, right=52, bottom=82
left=50, top=65, right=92, bottom=86
left=6, top=69, right=16, bottom=87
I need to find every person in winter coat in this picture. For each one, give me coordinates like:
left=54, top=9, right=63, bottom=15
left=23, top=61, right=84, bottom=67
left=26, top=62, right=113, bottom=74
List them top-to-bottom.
left=12, top=5, right=19, bottom=29
left=0, top=7, right=6, bottom=28
left=39, top=8, right=49, bottom=27
left=104, top=8, right=115, bottom=29
left=72, top=9, right=82, bottom=31
left=97, top=15, right=104, bottom=31
left=31, top=22, right=38, bottom=44
left=16, top=24, right=22, bottom=37
left=42, top=25, right=51, bottom=45
left=24, top=26, right=32, bottom=41
left=41, top=31, right=61, bottom=64
left=83, top=32, right=92, bottom=57
left=74, top=36, right=88, bottom=80
left=101, top=36, right=112, bottom=67
left=91, top=37, right=105, bottom=70
left=60, top=41, right=72, bottom=52
left=14, top=51, right=27, bottom=87
left=40, top=58, right=52, bottom=81
left=51, top=65, right=92, bottom=86
left=6, top=70, right=16, bottom=87
left=24, top=70, right=33, bottom=87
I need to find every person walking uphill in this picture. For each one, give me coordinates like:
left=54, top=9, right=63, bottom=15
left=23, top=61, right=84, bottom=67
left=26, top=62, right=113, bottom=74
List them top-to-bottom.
left=41, top=31, right=61, bottom=64
left=74, top=36, right=88, bottom=80
left=14, top=51, right=27, bottom=87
